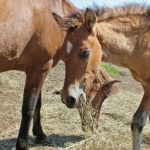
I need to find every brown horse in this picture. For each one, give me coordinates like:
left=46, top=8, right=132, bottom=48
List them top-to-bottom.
left=0, top=0, right=78, bottom=149
left=53, top=4, right=150, bottom=150
left=53, top=11, right=118, bottom=130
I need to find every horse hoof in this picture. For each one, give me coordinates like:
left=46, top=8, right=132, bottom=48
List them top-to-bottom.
left=35, top=136, right=50, bottom=144
left=16, top=138, right=29, bottom=150
left=16, top=147, right=28, bottom=150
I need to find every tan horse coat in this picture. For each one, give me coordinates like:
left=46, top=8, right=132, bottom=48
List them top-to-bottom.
left=52, top=4, right=150, bottom=150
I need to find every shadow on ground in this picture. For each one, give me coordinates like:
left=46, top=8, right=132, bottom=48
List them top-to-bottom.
left=0, top=134, right=85, bottom=150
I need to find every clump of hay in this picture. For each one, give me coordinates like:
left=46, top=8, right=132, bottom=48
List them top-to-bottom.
left=77, top=68, right=114, bottom=133
left=54, top=89, right=96, bottom=132
left=78, top=94, right=95, bottom=133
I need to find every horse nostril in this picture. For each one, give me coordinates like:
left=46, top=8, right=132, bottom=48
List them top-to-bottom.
left=67, top=96, right=76, bottom=108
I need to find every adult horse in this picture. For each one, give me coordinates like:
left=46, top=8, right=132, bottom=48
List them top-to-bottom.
left=0, top=0, right=78, bottom=149
left=53, top=4, right=150, bottom=150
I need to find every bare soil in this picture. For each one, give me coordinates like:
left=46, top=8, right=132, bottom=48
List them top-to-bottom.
left=0, top=62, right=150, bottom=150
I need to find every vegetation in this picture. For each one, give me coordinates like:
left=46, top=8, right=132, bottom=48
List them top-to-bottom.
left=0, top=63, right=149, bottom=150
left=102, top=63, right=122, bottom=78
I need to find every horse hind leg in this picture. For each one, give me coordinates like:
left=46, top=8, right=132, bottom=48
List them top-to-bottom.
left=16, top=68, right=48, bottom=150
left=131, top=86, right=150, bottom=150
left=32, top=92, right=49, bottom=144
left=131, top=109, right=148, bottom=150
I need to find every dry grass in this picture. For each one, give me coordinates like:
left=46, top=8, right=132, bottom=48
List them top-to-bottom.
left=0, top=62, right=150, bottom=150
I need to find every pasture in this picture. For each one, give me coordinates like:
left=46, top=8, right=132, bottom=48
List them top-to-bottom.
left=0, top=62, right=150, bottom=150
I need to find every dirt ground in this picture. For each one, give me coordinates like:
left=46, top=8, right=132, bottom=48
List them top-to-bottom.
left=0, top=62, right=150, bottom=150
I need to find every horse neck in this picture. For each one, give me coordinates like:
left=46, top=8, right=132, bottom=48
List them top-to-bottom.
left=33, top=0, right=77, bottom=59
left=96, top=15, right=149, bottom=67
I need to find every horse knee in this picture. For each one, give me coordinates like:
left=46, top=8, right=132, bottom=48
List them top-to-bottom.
left=22, top=91, right=37, bottom=119
left=36, top=93, right=42, bottom=109
left=21, top=100, right=35, bottom=120
left=22, top=107, right=35, bottom=119
left=131, top=110, right=148, bottom=133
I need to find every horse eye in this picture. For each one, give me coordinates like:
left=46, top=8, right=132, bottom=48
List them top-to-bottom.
left=79, top=49, right=90, bottom=59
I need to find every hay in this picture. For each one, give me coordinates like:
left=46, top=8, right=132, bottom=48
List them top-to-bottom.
left=77, top=68, right=110, bottom=133
left=78, top=94, right=95, bottom=133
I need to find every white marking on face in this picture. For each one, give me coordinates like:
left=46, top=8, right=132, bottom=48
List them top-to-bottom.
left=66, top=41, right=73, bottom=54
left=68, top=81, right=86, bottom=103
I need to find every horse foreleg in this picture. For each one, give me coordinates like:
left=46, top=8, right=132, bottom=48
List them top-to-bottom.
left=16, top=68, right=48, bottom=150
left=131, top=86, right=150, bottom=150
left=32, top=92, right=48, bottom=144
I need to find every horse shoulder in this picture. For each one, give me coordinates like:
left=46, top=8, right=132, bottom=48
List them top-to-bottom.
left=0, top=1, right=36, bottom=61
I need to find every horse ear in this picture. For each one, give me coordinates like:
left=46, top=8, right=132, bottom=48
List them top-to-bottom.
left=84, top=8, right=97, bottom=30
left=52, top=13, right=65, bottom=28
left=102, top=80, right=121, bottom=96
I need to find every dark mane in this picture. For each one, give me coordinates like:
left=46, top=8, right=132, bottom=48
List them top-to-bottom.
left=94, top=3, right=150, bottom=21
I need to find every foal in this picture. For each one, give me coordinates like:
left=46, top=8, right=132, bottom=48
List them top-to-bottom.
left=53, top=4, right=150, bottom=150
left=53, top=12, right=120, bottom=132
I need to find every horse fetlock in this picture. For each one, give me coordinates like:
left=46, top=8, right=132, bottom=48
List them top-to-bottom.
left=131, top=111, right=148, bottom=133
left=32, top=126, right=45, bottom=137
left=35, top=134, right=50, bottom=144
left=16, top=138, right=28, bottom=150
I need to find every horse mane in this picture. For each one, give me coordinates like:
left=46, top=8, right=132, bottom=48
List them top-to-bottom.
left=49, top=0, right=78, bottom=15
left=62, top=0, right=77, bottom=10
left=66, top=3, right=150, bottom=26
left=95, top=3, right=150, bottom=22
